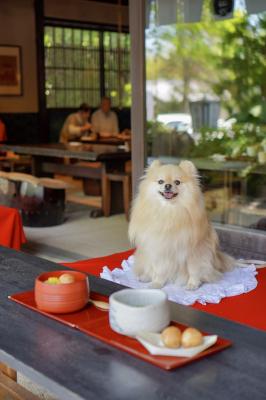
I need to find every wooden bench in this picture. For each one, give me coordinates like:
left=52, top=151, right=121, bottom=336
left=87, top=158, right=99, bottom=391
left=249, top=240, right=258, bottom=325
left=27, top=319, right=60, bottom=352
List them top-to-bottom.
left=0, top=152, right=32, bottom=173
left=1, top=172, right=69, bottom=227
left=102, top=172, right=131, bottom=219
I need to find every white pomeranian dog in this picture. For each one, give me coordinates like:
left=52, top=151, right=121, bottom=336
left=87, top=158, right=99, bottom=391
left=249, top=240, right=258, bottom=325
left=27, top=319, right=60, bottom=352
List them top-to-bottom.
left=128, top=160, right=234, bottom=290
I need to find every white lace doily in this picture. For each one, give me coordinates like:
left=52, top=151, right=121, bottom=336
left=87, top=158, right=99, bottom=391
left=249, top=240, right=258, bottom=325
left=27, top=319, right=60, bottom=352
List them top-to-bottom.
left=100, top=255, right=258, bottom=305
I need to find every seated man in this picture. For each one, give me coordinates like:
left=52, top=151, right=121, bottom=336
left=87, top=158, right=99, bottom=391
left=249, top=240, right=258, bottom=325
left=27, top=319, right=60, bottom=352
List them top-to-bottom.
left=91, top=96, right=119, bottom=138
left=59, top=103, right=91, bottom=143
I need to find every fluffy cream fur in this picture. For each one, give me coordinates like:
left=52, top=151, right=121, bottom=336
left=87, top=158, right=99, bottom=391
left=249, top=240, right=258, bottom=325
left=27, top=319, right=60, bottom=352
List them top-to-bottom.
left=129, top=160, right=234, bottom=289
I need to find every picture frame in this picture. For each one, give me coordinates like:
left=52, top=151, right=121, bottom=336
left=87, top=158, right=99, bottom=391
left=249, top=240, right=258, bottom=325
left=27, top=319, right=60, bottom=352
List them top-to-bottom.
left=0, top=45, right=22, bottom=96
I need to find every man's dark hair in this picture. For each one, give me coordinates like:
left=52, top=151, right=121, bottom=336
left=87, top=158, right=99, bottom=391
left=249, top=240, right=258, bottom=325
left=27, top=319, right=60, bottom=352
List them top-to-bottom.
left=101, top=96, right=111, bottom=103
left=78, top=103, right=90, bottom=112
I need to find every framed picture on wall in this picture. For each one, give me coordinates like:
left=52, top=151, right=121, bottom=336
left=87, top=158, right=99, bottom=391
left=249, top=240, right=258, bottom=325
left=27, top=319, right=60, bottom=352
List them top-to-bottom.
left=0, top=45, right=22, bottom=96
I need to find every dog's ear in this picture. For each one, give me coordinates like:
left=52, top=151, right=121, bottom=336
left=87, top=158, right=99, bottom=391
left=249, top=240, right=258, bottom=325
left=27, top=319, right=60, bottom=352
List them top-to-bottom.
left=148, top=159, right=161, bottom=170
left=179, top=160, right=198, bottom=176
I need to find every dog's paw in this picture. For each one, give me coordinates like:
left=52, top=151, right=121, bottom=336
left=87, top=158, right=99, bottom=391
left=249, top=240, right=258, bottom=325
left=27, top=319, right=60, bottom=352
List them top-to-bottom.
left=139, top=274, right=151, bottom=283
left=186, top=278, right=200, bottom=290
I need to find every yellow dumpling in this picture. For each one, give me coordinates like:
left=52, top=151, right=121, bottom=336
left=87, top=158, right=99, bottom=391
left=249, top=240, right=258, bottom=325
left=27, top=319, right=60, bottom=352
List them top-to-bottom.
left=59, top=273, right=75, bottom=284
left=161, top=326, right=182, bottom=348
left=181, top=327, right=203, bottom=348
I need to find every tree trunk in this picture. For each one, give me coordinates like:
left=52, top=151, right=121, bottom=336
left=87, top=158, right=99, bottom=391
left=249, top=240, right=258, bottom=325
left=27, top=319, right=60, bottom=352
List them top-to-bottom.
left=182, top=59, right=190, bottom=113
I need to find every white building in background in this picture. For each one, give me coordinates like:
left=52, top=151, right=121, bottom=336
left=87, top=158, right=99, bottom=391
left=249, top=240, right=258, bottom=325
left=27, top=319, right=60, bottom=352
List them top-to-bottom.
left=146, top=78, right=220, bottom=121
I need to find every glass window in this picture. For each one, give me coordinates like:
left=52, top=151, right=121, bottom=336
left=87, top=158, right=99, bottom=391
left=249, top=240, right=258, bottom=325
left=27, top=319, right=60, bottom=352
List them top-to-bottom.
left=145, top=1, right=266, bottom=232
left=44, top=25, right=130, bottom=108
left=103, top=31, right=131, bottom=107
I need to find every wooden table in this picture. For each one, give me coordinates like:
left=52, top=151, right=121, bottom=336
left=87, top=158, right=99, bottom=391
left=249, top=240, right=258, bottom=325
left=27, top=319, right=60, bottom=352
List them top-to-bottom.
left=80, top=137, right=130, bottom=145
left=2, top=143, right=131, bottom=216
left=2, top=143, right=130, bottom=175
left=1, top=246, right=266, bottom=400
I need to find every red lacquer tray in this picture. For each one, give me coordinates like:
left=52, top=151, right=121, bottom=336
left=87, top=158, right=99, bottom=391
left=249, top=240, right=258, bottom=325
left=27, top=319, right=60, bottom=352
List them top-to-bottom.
left=9, top=290, right=232, bottom=370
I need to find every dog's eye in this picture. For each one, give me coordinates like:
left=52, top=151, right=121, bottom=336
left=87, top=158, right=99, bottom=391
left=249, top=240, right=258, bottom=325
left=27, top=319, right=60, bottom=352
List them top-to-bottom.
left=158, top=179, right=164, bottom=185
left=174, top=180, right=181, bottom=185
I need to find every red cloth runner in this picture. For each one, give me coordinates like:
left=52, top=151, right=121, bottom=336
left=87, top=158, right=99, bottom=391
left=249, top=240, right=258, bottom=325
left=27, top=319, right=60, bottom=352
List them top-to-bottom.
left=0, top=120, right=7, bottom=142
left=0, top=206, right=26, bottom=250
left=63, top=250, right=266, bottom=332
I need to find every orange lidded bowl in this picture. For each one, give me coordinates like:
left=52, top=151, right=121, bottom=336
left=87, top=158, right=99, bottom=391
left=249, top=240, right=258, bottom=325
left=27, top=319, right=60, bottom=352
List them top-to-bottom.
left=35, top=270, right=89, bottom=314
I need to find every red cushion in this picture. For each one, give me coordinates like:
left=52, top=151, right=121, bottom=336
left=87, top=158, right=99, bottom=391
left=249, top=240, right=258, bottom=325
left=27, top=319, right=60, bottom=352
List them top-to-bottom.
left=0, top=205, right=26, bottom=250
left=63, top=249, right=134, bottom=277
left=63, top=250, right=266, bottom=331
left=193, top=268, right=266, bottom=331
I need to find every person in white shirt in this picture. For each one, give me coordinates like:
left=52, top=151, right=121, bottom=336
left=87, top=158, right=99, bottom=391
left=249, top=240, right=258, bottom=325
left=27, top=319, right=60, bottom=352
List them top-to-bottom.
left=91, top=97, right=119, bottom=138
left=59, top=103, right=92, bottom=144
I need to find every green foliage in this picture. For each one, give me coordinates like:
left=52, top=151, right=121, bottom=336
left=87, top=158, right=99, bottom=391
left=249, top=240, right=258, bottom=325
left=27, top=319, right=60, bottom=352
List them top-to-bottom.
left=146, top=7, right=266, bottom=123
left=214, top=13, right=266, bottom=123
left=146, top=20, right=220, bottom=111
left=122, top=83, right=132, bottom=107
left=153, top=96, right=183, bottom=114
left=146, top=120, right=172, bottom=136
left=146, top=120, right=173, bottom=155
left=191, top=123, right=266, bottom=160
left=226, top=123, right=266, bottom=157
left=191, top=128, right=232, bottom=157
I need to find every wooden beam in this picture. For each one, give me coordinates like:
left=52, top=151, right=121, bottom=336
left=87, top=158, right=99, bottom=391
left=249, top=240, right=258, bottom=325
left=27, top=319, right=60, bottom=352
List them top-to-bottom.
left=35, top=0, right=48, bottom=143
left=129, top=0, right=146, bottom=195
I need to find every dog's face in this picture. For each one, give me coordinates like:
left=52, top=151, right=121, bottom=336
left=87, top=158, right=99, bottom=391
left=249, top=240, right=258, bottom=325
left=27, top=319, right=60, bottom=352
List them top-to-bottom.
left=142, top=160, right=199, bottom=206
left=156, top=172, right=181, bottom=201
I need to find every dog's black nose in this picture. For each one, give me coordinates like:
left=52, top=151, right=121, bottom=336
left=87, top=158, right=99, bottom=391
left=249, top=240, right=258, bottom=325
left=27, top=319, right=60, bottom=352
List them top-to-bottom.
left=165, top=184, right=172, bottom=191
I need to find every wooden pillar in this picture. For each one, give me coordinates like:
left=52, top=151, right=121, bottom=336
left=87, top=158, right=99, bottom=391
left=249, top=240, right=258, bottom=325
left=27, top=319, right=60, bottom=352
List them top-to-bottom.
left=35, top=0, right=48, bottom=143
left=129, top=0, right=147, bottom=196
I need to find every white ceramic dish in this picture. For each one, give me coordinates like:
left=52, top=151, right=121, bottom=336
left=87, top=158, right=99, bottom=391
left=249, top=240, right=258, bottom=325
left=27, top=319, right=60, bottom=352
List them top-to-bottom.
left=68, top=141, right=81, bottom=146
left=109, top=289, right=170, bottom=337
left=136, top=331, right=218, bottom=357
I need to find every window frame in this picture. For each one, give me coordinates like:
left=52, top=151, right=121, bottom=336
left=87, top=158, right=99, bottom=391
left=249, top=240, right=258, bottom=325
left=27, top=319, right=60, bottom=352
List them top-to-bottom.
left=44, top=18, right=130, bottom=109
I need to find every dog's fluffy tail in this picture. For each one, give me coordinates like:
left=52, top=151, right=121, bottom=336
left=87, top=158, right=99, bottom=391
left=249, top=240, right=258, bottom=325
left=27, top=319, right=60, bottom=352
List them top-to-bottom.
left=215, top=251, right=235, bottom=273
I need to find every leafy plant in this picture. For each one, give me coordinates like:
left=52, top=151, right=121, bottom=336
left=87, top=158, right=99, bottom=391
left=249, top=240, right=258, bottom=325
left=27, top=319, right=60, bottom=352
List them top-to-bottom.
left=214, top=12, right=266, bottom=124
left=146, top=120, right=173, bottom=156
left=191, top=122, right=266, bottom=162
left=191, top=127, right=232, bottom=157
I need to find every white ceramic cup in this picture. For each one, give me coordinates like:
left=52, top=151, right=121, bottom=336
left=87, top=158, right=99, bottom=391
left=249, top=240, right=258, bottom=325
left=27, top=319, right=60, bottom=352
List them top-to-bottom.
left=109, top=289, right=170, bottom=337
